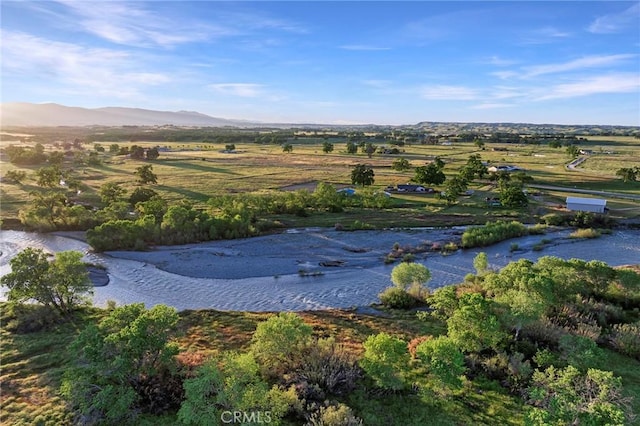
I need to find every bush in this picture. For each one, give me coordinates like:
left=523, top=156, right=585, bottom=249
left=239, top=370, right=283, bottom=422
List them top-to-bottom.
left=461, top=220, right=528, bottom=248
left=568, top=228, right=601, bottom=239
left=378, top=287, right=418, bottom=309
left=61, top=304, right=182, bottom=424
left=250, top=313, right=313, bottom=376
left=609, top=322, right=640, bottom=359
left=360, top=333, right=410, bottom=391
left=287, top=338, right=361, bottom=399
left=306, top=403, right=363, bottom=426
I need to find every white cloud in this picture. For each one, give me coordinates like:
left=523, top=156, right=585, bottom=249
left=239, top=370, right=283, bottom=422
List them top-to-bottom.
left=55, top=0, right=214, bottom=47
left=588, top=3, right=640, bottom=34
left=521, top=26, right=572, bottom=44
left=1, top=30, right=170, bottom=98
left=524, top=54, right=636, bottom=78
left=535, top=73, right=640, bottom=100
left=208, top=83, right=265, bottom=98
left=420, top=85, right=478, bottom=101
left=470, top=103, right=515, bottom=110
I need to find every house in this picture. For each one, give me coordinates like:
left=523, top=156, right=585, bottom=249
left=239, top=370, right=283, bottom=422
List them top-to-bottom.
left=397, top=184, right=429, bottom=192
left=566, top=197, right=607, bottom=213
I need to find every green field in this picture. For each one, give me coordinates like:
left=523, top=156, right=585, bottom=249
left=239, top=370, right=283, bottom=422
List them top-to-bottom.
left=2, top=134, right=639, bottom=226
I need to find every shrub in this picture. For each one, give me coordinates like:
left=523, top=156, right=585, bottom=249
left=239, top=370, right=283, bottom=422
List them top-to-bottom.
left=541, top=213, right=566, bottom=226
left=461, top=220, right=528, bottom=248
left=568, top=228, right=601, bottom=239
left=378, top=287, right=418, bottom=309
left=61, top=304, right=182, bottom=424
left=250, top=313, right=313, bottom=376
left=609, top=322, right=640, bottom=359
left=360, top=333, right=410, bottom=391
left=416, top=336, right=466, bottom=389
left=287, top=338, right=361, bottom=399
left=179, top=352, right=298, bottom=426
left=306, top=403, right=363, bottom=426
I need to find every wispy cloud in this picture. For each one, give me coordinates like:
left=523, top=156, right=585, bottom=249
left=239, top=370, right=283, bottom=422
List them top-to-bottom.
left=56, top=0, right=214, bottom=47
left=50, top=1, right=307, bottom=48
left=588, top=3, right=640, bottom=34
left=521, top=26, right=572, bottom=44
left=1, top=30, right=170, bottom=98
left=339, top=45, right=391, bottom=51
left=492, top=54, right=637, bottom=80
left=524, top=54, right=636, bottom=77
left=535, top=73, right=640, bottom=100
left=208, top=83, right=266, bottom=98
left=420, top=85, right=478, bottom=101
left=471, top=103, right=515, bottom=110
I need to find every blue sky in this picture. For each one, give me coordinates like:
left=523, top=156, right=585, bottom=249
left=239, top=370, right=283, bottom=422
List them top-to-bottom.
left=2, top=1, right=639, bottom=125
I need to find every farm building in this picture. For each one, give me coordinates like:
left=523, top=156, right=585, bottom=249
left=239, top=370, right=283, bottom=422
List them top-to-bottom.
left=566, top=197, right=607, bottom=213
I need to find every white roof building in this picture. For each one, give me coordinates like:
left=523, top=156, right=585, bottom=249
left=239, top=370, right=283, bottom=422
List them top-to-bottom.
left=566, top=197, right=607, bottom=213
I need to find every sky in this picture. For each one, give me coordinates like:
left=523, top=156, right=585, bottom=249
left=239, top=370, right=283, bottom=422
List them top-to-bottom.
left=1, top=1, right=639, bottom=126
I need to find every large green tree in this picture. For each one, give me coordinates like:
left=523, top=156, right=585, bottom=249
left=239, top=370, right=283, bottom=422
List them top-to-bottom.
left=414, top=163, right=445, bottom=186
left=134, top=164, right=158, bottom=184
left=350, top=164, right=375, bottom=186
left=1, top=248, right=92, bottom=315
left=61, top=304, right=181, bottom=424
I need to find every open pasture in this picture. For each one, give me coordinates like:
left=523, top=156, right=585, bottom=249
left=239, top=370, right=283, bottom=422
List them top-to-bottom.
left=1, top=135, right=639, bottom=225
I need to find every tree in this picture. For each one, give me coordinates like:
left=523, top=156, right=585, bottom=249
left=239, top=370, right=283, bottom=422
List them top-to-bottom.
left=474, top=139, right=485, bottom=150
left=322, top=141, right=334, bottom=153
left=346, top=141, right=358, bottom=154
left=109, top=143, right=120, bottom=153
left=225, top=143, right=236, bottom=152
left=282, top=143, right=293, bottom=153
left=364, top=143, right=376, bottom=158
left=566, top=144, right=579, bottom=159
left=130, top=145, right=145, bottom=159
left=146, top=146, right=160, bottom=160
left=48, top=150, right=65, bottom=166
left=460, top=154, right=488, bottom=180
left=392, top=157, right=411, bottom=171
left=134, top=164, right=157, bottom=184
left=351, top=164, right=375, bottom=187
left=414, top=164, right=446, bottom=186
left=35, top=165, right=64, bottom=188
left=616, top=167, right=639, bottom=183
left=4, top=169, right=27, bottom=184
left=440, top=175, right=468, bottom=205
left=499, top=181, right=528, bottom=208
left=99, top=182, right=127, bottom=204
left=129, top=187, right=159, bottom=205
left=19, top=190, right=67, bottom=230
left=1, top=248, right=93, bottom=316
left=473, top=252, right=489, bottom=275
left=391, top=262, right=431, bottom=290
left=447, top=293, right=507, bottom=353
left=61, top=304, right=181, bottom=423
left=250, top=312, right=312, bottom=374
left=360, top=333, right=410, bottom=390
left=416, top=336, right=466, bottom=389
left=178, top=352, right=297, bottom=426
left=526, top=366, right=632, bottom=425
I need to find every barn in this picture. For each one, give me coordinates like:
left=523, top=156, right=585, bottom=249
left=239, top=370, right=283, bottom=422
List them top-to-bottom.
left=566, top=197, right=607, bottom=213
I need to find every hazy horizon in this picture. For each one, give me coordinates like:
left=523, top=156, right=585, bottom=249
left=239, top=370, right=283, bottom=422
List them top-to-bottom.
left=2, top=1, right=639, bottom=126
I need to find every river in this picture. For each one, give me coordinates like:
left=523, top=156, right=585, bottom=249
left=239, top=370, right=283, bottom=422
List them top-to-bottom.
left=1, top=228, right=638, bottom=311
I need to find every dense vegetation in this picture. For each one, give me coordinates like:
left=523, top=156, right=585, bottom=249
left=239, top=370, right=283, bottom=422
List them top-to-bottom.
left=2, top=249, right=639, bottom=425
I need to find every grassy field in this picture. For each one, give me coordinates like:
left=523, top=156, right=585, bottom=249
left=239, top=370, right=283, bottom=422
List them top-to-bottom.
left=2, top=135, right=638, bottom=225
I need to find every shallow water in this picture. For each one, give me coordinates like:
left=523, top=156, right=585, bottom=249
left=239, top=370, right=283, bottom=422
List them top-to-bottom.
left=1, top=228, right=638, bottom=311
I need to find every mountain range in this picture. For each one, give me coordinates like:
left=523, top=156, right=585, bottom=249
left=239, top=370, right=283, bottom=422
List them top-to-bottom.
left=0, top=102, right=254, bottom=127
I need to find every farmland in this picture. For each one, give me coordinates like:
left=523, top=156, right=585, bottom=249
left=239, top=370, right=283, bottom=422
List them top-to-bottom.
left=1, top=127, right=639, bottom=230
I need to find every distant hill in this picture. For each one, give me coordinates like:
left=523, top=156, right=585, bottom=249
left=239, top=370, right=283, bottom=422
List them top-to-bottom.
left=0, top=102, right=252, bottom=127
